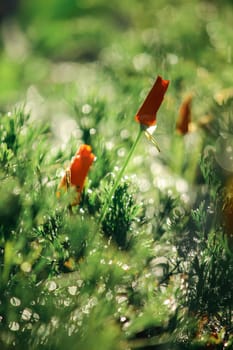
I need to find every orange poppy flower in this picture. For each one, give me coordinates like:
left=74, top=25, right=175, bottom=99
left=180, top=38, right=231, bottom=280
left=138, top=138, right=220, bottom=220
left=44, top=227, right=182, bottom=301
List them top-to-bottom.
left=135, top=75, right=170, bottom=127
left=176, top=94, right=193, bottom=135
left=57, top=144, right=95, bottom=205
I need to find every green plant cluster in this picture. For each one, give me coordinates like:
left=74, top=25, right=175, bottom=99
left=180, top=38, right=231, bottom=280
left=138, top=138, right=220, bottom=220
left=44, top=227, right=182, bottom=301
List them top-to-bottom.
left=1, top=0, right=233, bottom=349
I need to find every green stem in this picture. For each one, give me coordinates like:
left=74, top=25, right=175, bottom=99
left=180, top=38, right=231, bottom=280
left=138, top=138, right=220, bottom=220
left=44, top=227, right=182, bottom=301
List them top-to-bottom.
left=99, top=127, right=143, bottom=223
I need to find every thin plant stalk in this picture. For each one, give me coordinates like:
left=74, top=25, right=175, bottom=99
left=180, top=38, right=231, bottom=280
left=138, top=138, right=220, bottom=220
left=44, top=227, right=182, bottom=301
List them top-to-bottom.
left=99, top=127, right=143, bottom=223
left=144, top=129, right=161, bottom=152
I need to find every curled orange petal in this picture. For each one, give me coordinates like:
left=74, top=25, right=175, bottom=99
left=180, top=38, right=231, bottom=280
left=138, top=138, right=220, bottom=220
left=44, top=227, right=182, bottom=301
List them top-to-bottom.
left=135, top=76, right=170, bottom=127
left=57, top=144, right=95, bottom=205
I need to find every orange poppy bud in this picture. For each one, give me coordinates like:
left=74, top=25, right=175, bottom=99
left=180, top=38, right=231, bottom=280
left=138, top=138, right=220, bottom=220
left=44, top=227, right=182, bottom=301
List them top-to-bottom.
left=135, top=75, right=170, bottom=127
left=176, top=94, right=193, bottom=135
left=57, top=144, right=95, bottom=205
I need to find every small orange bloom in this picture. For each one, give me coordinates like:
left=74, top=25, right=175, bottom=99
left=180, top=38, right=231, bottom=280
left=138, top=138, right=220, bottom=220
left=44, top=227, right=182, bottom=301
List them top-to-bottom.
left=135, top=75, right=170, bottom=127
left=176, top=94, right=192, bottom=135
left=57, top=144, right=95, bottom=205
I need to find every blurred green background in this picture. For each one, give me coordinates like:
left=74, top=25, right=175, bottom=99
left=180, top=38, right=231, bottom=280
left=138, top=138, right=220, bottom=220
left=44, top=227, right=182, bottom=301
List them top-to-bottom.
left=0, top=0, right=232, bottom=111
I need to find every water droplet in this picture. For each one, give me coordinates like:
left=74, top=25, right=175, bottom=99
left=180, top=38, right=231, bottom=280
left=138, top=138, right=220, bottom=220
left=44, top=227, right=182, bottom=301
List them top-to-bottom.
left=133, top=53, right=152, bottom=71
left=167, top=53, right=178, bottom=65
left=82, top=104, right=92, bottom=114
left=89, top=128, right=96, bottom=135
left=120, top=129, right=129, bottom=140
left=106, top=141, right=114, bottom=150
left=117, top=147, right=126, bottom=157
left=176, top=179, right=188, bottom=193
left=13, top=187, right=21, bottom=195
left=21, top=261, right=32, bottom=273
left=122, top=264, right=130, bottom=271
left=77, top=280, right=83, bottom=288
left=46, top=281, right=57, bottom=292
left=68, top=286, right=77, bottom=296
left=106, top=291, right=113, bottom=301
left=10, top=297, right=21, bottom=307
left=64, top=299, right=71, bottom=307
left=21, top=308, right=32, bottom=321
left=33, top=313, right=40, bottom=322
left=120, top=316, right=127, bottom=322
left=9, top=322, right=20, bottom=331
left=68, top=324, right=76, bottom=336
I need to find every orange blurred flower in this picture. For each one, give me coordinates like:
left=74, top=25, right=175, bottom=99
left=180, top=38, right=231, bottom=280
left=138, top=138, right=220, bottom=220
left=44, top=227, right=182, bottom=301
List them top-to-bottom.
left=135, top=75, right=170, bottom=127
left=176, top=94, right=193, bottom=135
left=176, top=94, right=214, bottom=135
left=57, top=144, right=95, bottom=205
